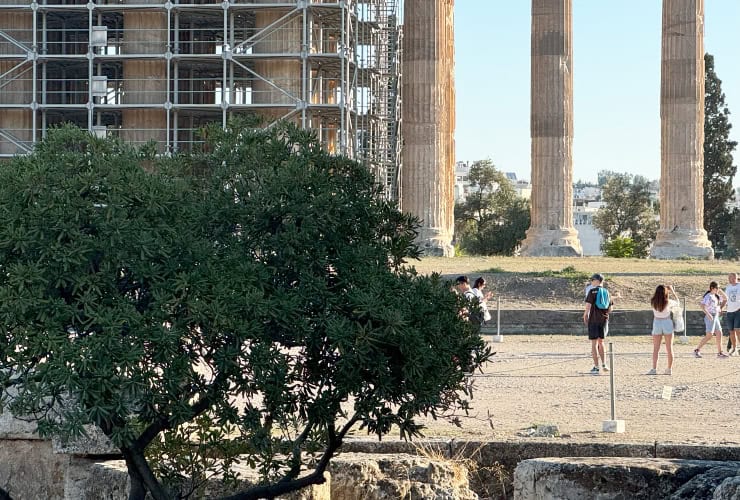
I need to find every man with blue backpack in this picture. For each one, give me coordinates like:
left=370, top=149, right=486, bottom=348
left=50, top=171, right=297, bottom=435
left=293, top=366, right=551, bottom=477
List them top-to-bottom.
left=583, top=273, right=614, bottom=375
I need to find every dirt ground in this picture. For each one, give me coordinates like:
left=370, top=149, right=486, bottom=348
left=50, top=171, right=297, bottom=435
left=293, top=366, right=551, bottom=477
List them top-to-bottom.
left=392, top=257, right=740, bottom=446
left=410, top=335, right=740, bottom=446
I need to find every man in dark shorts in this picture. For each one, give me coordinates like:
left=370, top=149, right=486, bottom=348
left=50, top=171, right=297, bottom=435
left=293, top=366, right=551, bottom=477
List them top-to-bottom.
left=583, top=273, right=613, bottom=374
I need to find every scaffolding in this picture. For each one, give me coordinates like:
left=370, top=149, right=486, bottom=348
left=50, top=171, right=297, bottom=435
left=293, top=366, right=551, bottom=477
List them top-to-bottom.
left=0, top=0, right=402, bottom=199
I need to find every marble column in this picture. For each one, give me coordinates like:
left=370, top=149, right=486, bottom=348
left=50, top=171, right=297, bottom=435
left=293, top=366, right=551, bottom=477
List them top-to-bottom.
left=122, top=0, right=168, bottom=150
left=401, top=0, right=455, bottom=257
left=519, top=0, right=582, bottom=257
left=650, top=0, right=713, bottom=259
left=253, top=2, right=302, bottom=125
left=0, top=9, right=33, bottom=155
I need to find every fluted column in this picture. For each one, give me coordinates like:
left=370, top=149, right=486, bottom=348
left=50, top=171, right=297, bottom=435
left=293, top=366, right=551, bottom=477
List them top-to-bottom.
left=122, top=0, right=167, bottom=150
left=401, top=0, right=455, bottom=257
left=519, top=0, right=582, bottom=257
left=650, top=0, right=713, bottom=259
left=253, top=2, right=302, bottom=124
left=0, top=9, right=33, bottom=155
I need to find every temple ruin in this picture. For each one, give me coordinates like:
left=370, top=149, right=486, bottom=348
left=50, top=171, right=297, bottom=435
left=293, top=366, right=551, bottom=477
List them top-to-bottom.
left=0, top=0, right=717, bottom=258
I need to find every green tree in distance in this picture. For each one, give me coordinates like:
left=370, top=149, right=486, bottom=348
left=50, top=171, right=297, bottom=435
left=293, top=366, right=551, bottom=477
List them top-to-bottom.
left=703, top=53, right=738, bottom=256
left=0, top=124, right=491, bottom=500
left=454, top=160, right=530, bottom=255
left=592, top=171, right=659, bottom=258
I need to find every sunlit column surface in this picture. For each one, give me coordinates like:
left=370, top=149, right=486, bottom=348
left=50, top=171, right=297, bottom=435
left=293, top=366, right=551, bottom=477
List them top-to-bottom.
left=401, top=0, right=455, bottom=257
left=519, top=0, right=582, bottom=257
left=650, top=0, right=714, bottom=259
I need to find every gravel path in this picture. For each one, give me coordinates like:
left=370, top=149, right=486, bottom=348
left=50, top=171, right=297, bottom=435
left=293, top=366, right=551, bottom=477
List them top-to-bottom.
left=411, top=335, right=740, bottom=446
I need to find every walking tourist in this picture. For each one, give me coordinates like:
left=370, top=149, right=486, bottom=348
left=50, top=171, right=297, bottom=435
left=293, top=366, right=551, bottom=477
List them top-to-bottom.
left=583, top=273, right=613, bottom=375
left=724, top=273, right=740, bottom=356
left=471, top=277, right=493, bottom=324
left=694, top=281, right=729, bottom=358
left=647, top=284, right=679, bottom=375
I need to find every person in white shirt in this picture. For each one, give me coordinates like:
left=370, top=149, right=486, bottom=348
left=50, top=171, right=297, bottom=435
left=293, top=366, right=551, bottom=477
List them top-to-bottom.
left=724, top=273, right=740, bottom=356
left=471, top=277, right=493, bottom=324
left=694, top=281, right=728, bottom=358
left=647, top=284, right=679, bottom=375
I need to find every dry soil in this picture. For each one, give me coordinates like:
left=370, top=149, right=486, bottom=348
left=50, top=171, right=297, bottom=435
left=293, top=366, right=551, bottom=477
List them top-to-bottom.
left=393, top=257, right=740, bottom=446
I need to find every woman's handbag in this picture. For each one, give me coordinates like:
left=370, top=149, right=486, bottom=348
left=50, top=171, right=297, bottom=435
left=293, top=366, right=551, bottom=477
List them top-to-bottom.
left=671, top=304, right=685, bottom=333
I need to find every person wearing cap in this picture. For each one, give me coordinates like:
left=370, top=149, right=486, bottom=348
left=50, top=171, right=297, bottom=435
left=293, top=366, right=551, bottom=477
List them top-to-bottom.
left=583, top=273, right=613, bottom=375
left=454, top=275, right=472, bottom=296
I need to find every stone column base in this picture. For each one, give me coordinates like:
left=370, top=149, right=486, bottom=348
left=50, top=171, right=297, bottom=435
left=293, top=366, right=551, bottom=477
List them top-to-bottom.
left=416, top=227, right=454, bottom=257
left=519, top=228, right=583, bottom=257
left=650, top=229, right=714, bottom=260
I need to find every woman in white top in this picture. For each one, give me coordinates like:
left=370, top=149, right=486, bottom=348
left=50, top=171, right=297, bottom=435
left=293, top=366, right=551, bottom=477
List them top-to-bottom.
left=471, top=277, right=493, bottom=324
left=694, top=281, right=729, bottom=358
left=648, top=284, right=679, bottom=375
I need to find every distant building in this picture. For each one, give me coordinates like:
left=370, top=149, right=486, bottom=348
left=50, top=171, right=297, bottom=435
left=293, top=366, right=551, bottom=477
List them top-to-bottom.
left=454, top=161, right=472, bottom=202
left=573, top=201, right=604, bottom=255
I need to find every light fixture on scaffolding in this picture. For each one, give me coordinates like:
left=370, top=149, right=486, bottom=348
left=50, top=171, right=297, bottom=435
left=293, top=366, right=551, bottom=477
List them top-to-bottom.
left=90, top=26, right=108, bottom=48
left=91, top=76, right=108, bottom=98
left=91, top=126, right=107, bottom=139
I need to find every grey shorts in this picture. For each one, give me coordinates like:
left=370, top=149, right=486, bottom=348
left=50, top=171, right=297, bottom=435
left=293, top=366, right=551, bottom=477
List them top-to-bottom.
left=726, top=310, right=740, bottom=330
left=704, top=315, right=723, bottom=333
left=652, top=318, right=674, bottom=335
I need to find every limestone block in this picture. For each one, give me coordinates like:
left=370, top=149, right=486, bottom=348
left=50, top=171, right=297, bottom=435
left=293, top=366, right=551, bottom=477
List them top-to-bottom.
left=0, top=408, right=39, bottom=440
left=53, top=425, right=119, bottom=456
left=0, top=440, right=69, bottom=500
left=449, top=440, right=654, bottom=474
left=656, top=443, right=740, bottom=462
left=330, top=452, right=477, bottom=500
left=512, top=457, right=736, bottom=500
left=64, top=458, right=329, bottom=499
left=670, top=465, right=740, bottom=499
left=714, top=475, right=740, bottom=500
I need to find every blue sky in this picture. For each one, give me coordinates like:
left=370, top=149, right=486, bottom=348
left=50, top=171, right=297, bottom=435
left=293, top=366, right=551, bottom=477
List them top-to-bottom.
left=453, top=1, right=740, bottom=185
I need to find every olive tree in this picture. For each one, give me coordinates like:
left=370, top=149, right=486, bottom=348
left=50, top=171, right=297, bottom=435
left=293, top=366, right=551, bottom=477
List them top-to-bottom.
left=0, top=124, right=490, bottom=499
left=454, top=160, right=530, bottom=255
left=592, top=172, right=659, bottom=258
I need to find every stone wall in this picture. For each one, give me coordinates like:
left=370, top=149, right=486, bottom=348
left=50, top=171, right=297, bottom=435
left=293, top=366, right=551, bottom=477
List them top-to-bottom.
left=483, top=309, right=705, bottom=336
left=1, top=433, right=740, bottom=498
left=513, top=457, right=740, bottom=500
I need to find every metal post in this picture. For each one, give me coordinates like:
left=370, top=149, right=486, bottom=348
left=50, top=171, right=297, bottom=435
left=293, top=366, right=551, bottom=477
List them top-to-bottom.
left=496, top=295, right=501, bottom=337
left=682, top=297, right=687, bottom=342
left=608, top=341, right=616, bottom=420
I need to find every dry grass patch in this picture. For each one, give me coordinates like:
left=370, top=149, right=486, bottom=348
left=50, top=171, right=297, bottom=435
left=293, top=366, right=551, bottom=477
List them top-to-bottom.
left=410, top=256, right=731, bottom=277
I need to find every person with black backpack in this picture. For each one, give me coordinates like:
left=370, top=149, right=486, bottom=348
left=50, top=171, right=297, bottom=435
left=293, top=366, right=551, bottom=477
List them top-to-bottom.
left=583, top=273, right=613, bottom=375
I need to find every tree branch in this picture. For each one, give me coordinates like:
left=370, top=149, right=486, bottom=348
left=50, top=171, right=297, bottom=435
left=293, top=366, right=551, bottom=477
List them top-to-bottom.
left=217, top=414, right=360, bottom=500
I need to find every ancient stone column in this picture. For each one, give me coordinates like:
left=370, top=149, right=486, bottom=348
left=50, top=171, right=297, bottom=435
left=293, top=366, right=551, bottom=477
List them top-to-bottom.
left=122, top=0, right=168, bottom=150
left=401, top=0, right=455, bottom=257
left=519, top=0, right=582, bottom=257
left=650, top=0, right=714, bottom=259
left=0, top=8, right=33, bottom=155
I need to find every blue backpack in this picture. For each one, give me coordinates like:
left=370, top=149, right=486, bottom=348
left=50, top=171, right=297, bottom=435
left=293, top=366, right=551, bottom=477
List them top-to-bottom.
left=595, top=287, right=610, bottom=310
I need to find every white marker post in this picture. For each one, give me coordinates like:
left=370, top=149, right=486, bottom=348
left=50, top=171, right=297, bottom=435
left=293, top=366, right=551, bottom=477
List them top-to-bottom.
left=492, top=296, right=503, bottom=343
left=679, top=296, right=689, bottom=344
left=602, top=342, right=626, bottom=433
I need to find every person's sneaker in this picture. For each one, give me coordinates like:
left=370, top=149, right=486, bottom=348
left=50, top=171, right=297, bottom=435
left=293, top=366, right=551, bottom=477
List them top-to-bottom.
left=729, top=348, right=738, bottom=357
left=693, top=349, right=702, bottom=358
left=717, top=352, right=729, bottom=358
left=601, top=364, right=609, bottom=372
left=589, top=366, right=600, bottom=375
left=646, top=368, right=657, bottom=375
left=664, top=368, right=672, bottom=375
